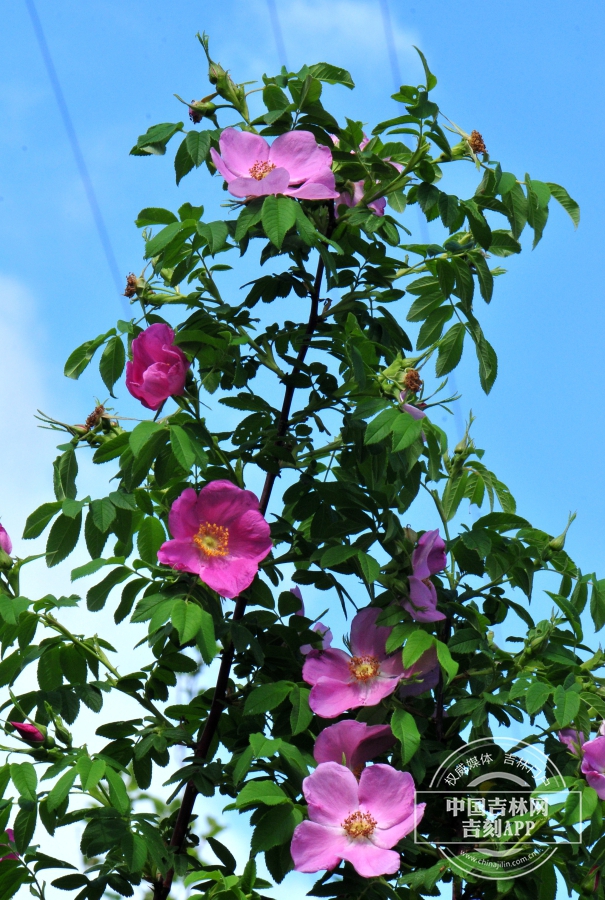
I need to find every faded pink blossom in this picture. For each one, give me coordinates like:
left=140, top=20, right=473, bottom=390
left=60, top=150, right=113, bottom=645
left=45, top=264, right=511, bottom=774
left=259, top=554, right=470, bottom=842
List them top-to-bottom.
left=210, top=129, right=339, bottom=201
left=125, top=323, right=190, bottom=411
left=157, top=481, right=272, bottom=599
left=0, top=525, right=11, bottom=556
left=403, top=530, right=447, bottom=623
left=292, top=588, right=333, bottom=654
left=303, top=607, right=405, bottom=717
left=399, top=645, right=440, bottom=698
left=313, top=720, right=395, bottom=775
left=9, top=721, right=45, bottom=745
left=558, top=728, right=586, bottom=757
left=581, top=736, right=605, bottom=799
left=291, top=761, right=425, bottom=877
left=0, top=829, right=17, bottom=861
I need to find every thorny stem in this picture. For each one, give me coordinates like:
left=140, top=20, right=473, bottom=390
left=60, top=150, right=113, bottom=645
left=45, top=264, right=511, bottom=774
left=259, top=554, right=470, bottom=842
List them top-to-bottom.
left=153, top=243, right=329, bottom=900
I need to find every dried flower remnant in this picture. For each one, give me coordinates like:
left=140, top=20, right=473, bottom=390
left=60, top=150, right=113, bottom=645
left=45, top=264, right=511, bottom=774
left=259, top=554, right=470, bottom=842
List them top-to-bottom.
left=468, top=130, right=487, bottom=155
left=123, top=273, right=139, bottom=298
left=403, top=368, right=423, bottom=393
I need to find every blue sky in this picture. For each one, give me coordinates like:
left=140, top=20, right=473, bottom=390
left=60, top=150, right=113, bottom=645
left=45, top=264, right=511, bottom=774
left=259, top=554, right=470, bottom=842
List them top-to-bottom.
left=1, top=0, right=605, bottom=891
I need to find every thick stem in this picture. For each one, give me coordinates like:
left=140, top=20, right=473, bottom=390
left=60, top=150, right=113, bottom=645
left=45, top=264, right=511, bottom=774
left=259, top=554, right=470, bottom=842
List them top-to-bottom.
left=153, top=254, right=325, bottom=900
left=435, top=617, right=452, bottom=742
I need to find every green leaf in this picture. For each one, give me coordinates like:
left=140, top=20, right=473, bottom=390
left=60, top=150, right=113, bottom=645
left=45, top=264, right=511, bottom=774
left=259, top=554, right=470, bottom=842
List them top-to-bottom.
left=413, top=45, right=437, bottom=90
left=307, top=62, right=354, bottom=88
left=132, top=122, right=183, bottom=155
left=186, top=130, right=211, bottom=165
left=174, top=137, right=195, bottom=185
left=497, top=172, right=517, bottom=195
left=417, top=182, right=439, bottom=213
left=546, top=182, right=580, bottom=227
left=438, top=193, right=460, bottom=228
left=261, top=195, right=297, bottom=249
left=235, top=199, right=264, bottom=242
left=464, top=200, right=491, bottom=249
left=293, top=203, right=318, bottom=245
left=135, top=207, right=179, bottom=227
left=197, top=220, right=229, bottom=254
left=144, top=221, right=185, bottom=258
left=489, top=229, right=522, bottom=257
left=472, top=254, right=494, bottom=303
left=436, top=259, right=455, bottom=297
left=417, top=306, right=452, bottom=349
left=436, top=324, right=465, bottom=376
left=473, top=329, right=498, bottom=393
left=99, top=337, right=125, bottom=397
left=364, top=407, right=399, bottom=445
left=391, top=413, right=424, bottom=451
left=129, top=421, right=164, bottom=456
left=170, top=426, right=196, bottom=470
left=53, top=450, right=78, bottom=502
left=90, top=498, right=116, bottom=533
left=23, top=502, right=62, bottom=539
left=46, top=513, right=82, bottom=567
left=137, top=516, right=166, bottom=565
left=321, top=545, right=357, bottom=569
left=357, top=551, right=380, bottom=585
left=86, top=567, right=130, bottom=612
left=590, top=578, right=605, bottom=632
left=545, top=591, right=583, bottom=641
left=171, top=601, right=203, bottom=644
left=196, top=609, right=217, bottom=665
left=402, top=631, right=434, bottom=668
left=435, top=640, right=459, bottom=683
left=38, top=647, right=63, bottom=690
left=244, top=681, right=293, bottom=716
left=525, top=681, right=552, bottom=716
left=555, top=685, right=581, bottom=727
left=289, top=686, right=313, bottom=735
left=391, top=709, right=420, bottom=764
left=10, top=763, right=37, bottom=801
left=105, top=767, right=130, bottom=815
left=47, top=768, right=76, bottom=812
left=235, top=781, right=289, bottom=809
left=13, top=804, right=36, bottom=855
left=251, top=805, right=302, bottom=854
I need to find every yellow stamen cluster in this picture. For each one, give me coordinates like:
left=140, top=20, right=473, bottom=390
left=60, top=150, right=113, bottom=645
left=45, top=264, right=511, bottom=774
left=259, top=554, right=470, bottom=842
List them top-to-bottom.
left=249, top=160, right=276, bottom=180
left=193, top=522, right=229, bottom=557
left=348, top=655, right=380, bottom=682
left=342, top=810, right=377, bottom=838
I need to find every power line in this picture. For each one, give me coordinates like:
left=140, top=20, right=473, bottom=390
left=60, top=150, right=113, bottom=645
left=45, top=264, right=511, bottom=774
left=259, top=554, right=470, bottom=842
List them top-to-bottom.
left=24, top=0, right=126, bottom=304
left=266, top=0, right=289, bottom=70
left=378, top=0, right=401, bottom=91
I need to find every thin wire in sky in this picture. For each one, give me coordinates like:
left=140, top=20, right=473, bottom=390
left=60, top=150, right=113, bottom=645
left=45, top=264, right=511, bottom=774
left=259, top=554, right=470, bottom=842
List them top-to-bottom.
left=24, top=0, right=126, bottom=303
left=266, top=0, right=289, bottom=70
left=378, top=0, right=401, bottom=91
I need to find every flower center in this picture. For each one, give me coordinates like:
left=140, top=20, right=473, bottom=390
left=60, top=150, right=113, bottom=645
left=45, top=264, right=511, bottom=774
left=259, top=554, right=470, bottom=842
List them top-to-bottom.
left=249, top=160, right=276, bottom=180
left=192, top=522, right=229, bottom=557
left=348, top=655, right=380, bottom=681
left=342, top=810, right=377, bottom=838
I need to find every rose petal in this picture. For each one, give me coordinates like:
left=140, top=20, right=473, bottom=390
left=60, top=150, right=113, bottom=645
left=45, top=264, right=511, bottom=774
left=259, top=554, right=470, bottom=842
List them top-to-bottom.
left=219, top=128, right=270, bottom=177
left=269, top=130, right=333, bottom=183
left=227, top=168, right=290, bottom=198
left=167, top=488, right=200, bottom=540
left=350, top=607, right=389, bottom=659
left=303, top=761, right=359, bottom=825
left=359, top=765, right=418, bottom=828
left=291, top=821, right=348, bottom=873
left=341, top=841, right=401, bottom=878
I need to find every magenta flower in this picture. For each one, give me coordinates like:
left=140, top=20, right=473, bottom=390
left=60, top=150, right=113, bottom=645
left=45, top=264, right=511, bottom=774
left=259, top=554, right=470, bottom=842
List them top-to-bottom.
left=210, top=129, right=339, bottom=201
left=125, top=323, right=190, bottom=411
left=157, top=481, right=272, bottom=599
left=0, top=525, right=11, bottom=555
left=402, top=530, right=447, bottom=623
left=292, top=588, right=333, bottom=654
left=302, top=607, right=405, bottom=718
left=399, top=645, right=440, bottom=698
left=314, top=720, right=395, bottom=775
left=9, top=721, right=45, bottom=745
left=559, top=728, right=586, bottom=756
left=581, top=736, right=605, bottom=799
left=291, top=761, right=425, bottom=877
left=0, top=829, right=17, bottom=862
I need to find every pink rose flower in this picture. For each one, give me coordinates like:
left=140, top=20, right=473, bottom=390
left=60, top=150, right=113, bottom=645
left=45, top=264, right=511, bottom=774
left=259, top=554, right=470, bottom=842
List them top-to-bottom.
left=210, top=129, right=339, bottom=201
left=125, top=323, right=190, bottom=411
left=157, top=481, right=272, bottom=599
left=0, top=525, right=12, bottom=555
left=403, top=530, right=447, bottom=623
left=292, top=588, right=333, bottom=654
left=302, top=607, right=405, bottom=717
left=399, top=645, right=440, bottom=698
left=313, top=720, right=396, bottom=775
left=9, top=721, right=45, bottom=745
left=558, top=728, right=586, bottom=756
left=581, top=736, right=605, bottom=799
left=291, top=761, right=425, bottom=877
left=0, top=829, right=18, bottom=862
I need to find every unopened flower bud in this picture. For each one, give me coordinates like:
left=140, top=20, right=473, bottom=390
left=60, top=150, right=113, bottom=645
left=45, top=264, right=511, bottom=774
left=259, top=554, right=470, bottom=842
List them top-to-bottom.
left=189, top=98, right=218, bottom=124
left=548, top=512, right=576, bottom=553
left=0, top=525, right=12, bottom=556
left=0, top=548, right=12, bottom=571
left=9, top=721, right=46, bottom=746
left=0, top=829, right=18, bottom=862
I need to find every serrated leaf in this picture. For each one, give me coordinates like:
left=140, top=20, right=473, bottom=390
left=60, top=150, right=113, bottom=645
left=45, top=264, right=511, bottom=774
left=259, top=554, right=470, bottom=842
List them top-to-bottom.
left=307, top=62, right=354, bottom=88
left=174, top=137, right=195, bottom=185
left=546, top=182, right=580, bottom=227
left=261, top=195, right=297, bottom=249
left=235, top=199, right=264, bottom=241
left=135, top=207, right=179, bottom=227
left=197, top=220, right=229, bottom=254
left=144, top=222, right=184, bottom=258
left=435, top=324, right=465, bottom=376
left=99, top=337, right=125, bottom=397
left=364, top=407, right=399, bottom=445
left=391, top=411, right=424, bottom=451
left=129, top=421, right=163, bottom=456
left=170, top=426, right=196, bottom=470
left=90, top=498, right=116, bottom=533
left=23, top=502, right=62, bottom=539
left=46, top=513, right=82, bottom=567
left=137, top=517, right=166, bottom=564
left=321, top=545, right=357, bottom=569
left=86, top=567, right=130, bottom=612
left=171, top=601, right=203, bottom=644
left=196, top=609, right=217, bottom=665
left=402, top=631, right=434, bottom=668
left=244, top=681, right=293, bottom=716
left=525, top=681, right=552, bottom=716
left=555, top=685, right=581, bottom=727
left=289, top=686, right=313, bottom=735
left=391, top=709, right=420, bottom=764
left=10, top=763, right=37, bottom=801
left=105, top=767, right=130, bottom=815
left=47, top=768, right=76, bottom=812
left=235, top=781, right=289, bottom=809
left=13, top=804, right=36, bottom=854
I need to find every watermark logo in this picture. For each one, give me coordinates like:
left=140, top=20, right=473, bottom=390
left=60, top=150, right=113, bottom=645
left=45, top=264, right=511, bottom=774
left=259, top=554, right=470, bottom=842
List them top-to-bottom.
left=415, top=736, right=580, bottom=880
